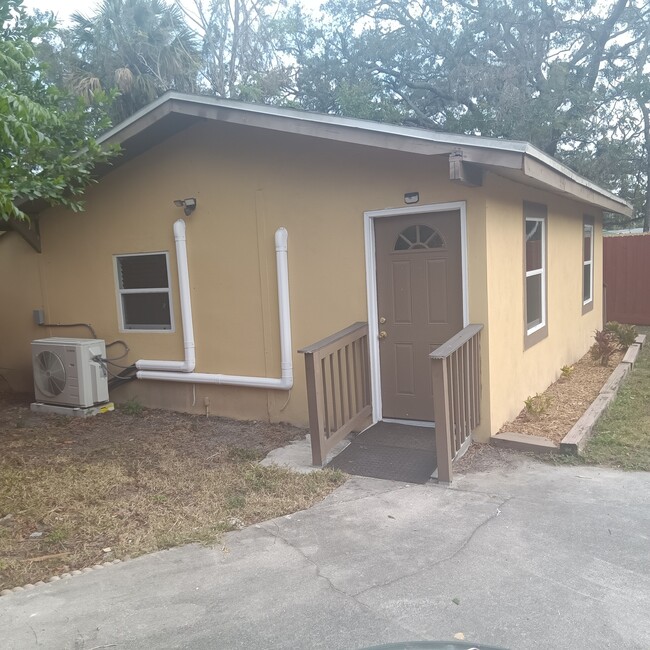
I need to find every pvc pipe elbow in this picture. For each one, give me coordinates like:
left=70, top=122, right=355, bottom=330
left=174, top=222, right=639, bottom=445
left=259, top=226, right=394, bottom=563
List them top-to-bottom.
left=173, top=219, right=186, bottom=240
left=275, top=227, right=288, bottom=252
left=183, top=346, right=196, bottom=372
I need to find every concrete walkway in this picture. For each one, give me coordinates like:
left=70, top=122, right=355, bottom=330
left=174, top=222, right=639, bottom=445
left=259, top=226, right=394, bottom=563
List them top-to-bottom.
left=2, top=452, right=650, bottom=649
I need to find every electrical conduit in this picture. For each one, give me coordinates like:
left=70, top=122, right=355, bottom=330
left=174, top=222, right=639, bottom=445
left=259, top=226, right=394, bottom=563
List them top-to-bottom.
left=136, top=224, right=293, bottom=390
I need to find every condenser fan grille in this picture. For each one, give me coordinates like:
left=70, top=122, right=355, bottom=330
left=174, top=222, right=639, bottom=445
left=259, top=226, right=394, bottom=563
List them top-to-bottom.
left=35, top=350, right=67, bottom=397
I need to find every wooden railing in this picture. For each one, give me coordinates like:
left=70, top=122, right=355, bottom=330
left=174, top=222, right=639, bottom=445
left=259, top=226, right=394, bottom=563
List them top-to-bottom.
left=299, top=322, right=372, bottom=466
left=430, top=324, right=484, bottom=484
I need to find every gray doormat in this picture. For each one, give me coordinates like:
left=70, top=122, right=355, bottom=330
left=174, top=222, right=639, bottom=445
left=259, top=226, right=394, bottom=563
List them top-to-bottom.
left=326, top=421, right=436, bottom=484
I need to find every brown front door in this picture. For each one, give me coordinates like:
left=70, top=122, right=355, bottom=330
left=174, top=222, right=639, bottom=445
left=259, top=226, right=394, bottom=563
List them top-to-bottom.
left=375, top=211, right=463, bottom=421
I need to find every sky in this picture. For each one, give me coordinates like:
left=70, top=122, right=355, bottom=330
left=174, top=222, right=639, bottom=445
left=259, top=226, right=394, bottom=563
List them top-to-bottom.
left=23, top=0, right=322, bottom=22
left=24, top=0, right=100, bottom=21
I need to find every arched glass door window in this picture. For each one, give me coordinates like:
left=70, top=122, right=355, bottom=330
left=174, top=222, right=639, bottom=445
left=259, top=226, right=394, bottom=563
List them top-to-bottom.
left=394, top=225, right=445, bottom=251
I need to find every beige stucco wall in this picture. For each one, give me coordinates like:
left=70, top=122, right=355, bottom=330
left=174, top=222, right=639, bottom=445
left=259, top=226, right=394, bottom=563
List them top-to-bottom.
left=0, top=118, right=603, bottom=440
left=0, top=121, right=492, bottom=432
left=483, top=174, right=603, bottom=431
left=0, top=233, right=45, bottom=392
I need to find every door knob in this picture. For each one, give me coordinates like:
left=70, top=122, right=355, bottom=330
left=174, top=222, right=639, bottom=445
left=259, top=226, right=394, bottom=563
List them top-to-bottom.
left=379, top=317, right=386, bottom=324
left=378, top=330, right=387, bottom=340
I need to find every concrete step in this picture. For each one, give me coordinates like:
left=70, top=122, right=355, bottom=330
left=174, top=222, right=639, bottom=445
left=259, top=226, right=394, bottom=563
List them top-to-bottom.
left=491, top=431, right=559, bottom=454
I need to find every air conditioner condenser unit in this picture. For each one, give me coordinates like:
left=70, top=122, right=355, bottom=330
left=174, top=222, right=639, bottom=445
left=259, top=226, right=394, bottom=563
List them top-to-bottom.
left=31, top=337, right=109, bottom=409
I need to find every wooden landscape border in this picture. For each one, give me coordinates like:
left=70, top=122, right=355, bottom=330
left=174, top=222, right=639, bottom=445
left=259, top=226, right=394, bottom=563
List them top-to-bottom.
left=492, top=334, right=646, bottom=455
left=560, top=334, right=646, bottom=454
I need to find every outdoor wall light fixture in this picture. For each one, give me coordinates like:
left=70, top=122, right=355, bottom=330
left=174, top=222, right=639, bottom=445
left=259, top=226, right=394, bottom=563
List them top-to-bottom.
left=404, top=192, right=419, bottom=205
left=173, top=197, right=197, bottom=216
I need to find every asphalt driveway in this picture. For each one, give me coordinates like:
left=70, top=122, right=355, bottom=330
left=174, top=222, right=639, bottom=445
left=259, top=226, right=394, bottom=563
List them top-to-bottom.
left=2, top=450, right=649, bottom=649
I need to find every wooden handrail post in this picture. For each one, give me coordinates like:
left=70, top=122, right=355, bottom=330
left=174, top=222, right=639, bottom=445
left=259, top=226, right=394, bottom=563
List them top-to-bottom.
left=304, top=352, right=326, bottom=466
left=432, top=357, right=453, bottom=483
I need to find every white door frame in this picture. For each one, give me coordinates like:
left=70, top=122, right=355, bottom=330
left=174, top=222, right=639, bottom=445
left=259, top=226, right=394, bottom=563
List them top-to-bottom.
left=363, top=201, right=469, bottom=424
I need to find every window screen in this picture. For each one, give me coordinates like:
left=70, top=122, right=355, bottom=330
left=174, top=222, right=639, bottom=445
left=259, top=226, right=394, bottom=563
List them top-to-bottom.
left=115, top=253, right=172, bottom=330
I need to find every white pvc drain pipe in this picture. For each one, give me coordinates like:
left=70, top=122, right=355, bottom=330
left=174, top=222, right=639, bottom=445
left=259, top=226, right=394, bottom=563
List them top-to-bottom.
left=136, top=219, right=195, bottom=372
left=136, top=224, right=293, bottom=390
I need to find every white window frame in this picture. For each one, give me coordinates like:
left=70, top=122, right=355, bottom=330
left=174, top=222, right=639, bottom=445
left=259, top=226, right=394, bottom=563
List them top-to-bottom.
left=525, top=217, right=546, bottom=335
left=583, top=222, right=594, bottom=307
left=113, top=251, right=175, bottom=333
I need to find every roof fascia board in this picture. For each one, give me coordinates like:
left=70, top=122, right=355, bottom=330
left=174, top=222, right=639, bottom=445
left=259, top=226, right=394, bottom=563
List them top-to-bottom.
left=101, top=91, right=529, bottom=158
left=98, top=92, right=631, bottom=215
left=167, top=92, right=532, bottom=154
left=99, top=94, right=174, bottom=145
left=166, top=97, right=458, bottom=157
left=226, top=112, right=453, bottom=156
left=522, top=145, right=630, bottom=212
left=523, top=156, right=633, bottom=217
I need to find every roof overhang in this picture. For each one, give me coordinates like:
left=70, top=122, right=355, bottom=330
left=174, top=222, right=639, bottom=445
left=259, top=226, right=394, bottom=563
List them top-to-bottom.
left=29, top=91, right=633, bottom=221
left=99, top=93, right=631, bottom=217
left=0, top=216, right=41, bottom=252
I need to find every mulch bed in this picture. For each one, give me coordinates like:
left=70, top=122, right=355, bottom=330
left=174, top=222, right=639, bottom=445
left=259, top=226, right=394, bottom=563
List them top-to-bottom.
left=499, top=349, right=625, bottom=444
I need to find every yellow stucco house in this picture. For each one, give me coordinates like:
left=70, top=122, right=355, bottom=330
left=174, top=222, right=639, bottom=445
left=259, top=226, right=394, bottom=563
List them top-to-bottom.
left=0, top=93, right=631, bottom=479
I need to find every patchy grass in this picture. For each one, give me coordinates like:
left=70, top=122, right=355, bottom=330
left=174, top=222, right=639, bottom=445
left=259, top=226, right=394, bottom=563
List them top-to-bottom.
left=583, top=327, right=650, bottom=470
left=0, top=396, right=345, bottom=591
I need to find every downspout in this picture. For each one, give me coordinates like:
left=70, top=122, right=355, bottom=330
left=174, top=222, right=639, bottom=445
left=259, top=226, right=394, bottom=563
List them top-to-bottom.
left=136, top=219, right=195, bottom=372
left=136, top=227, right=293, bottom=390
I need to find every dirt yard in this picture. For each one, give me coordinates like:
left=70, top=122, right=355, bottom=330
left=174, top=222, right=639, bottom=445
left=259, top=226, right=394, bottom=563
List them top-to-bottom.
left=499, top=349, right=625, bottom=444
left=0, top=394, right=345, bottom=591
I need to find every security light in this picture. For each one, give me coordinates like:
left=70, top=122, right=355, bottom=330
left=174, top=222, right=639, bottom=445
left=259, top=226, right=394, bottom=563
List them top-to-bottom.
left=173, top=198, right=197, bottom=216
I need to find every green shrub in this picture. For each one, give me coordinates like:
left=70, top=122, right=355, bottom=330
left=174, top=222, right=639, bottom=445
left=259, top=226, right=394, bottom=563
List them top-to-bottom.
left=604, top=321, right=638, bottom=349
left=591, top=329, right=618, bottom=366
left=560, top=365, right=574, bottom=380
left=524, top=393, right=551, bottom=418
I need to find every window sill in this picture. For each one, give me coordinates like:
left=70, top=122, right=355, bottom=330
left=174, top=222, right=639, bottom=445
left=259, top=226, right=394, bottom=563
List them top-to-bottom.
left=582, top=300, right=594, bottom=315
left=524, top=323, right=548, bottom=350
left=118, top=328, right=175, bottom=334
